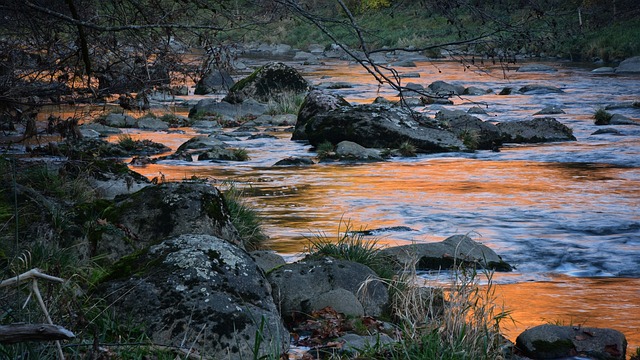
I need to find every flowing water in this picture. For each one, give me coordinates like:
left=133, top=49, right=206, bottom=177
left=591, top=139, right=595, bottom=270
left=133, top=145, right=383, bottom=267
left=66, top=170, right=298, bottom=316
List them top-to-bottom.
left=120, top=59, right=639, bottom=352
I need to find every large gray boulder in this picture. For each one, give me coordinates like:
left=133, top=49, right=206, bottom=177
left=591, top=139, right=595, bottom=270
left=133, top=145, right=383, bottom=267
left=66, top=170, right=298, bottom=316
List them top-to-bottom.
left=615, top=56, right=640, bottom=74
left=223, top=62, right=309, bottom=104
left=194, top=68, right=235, bottom=95
left=428, top=80, right=465, bottom=96
left=293, top=89, right=350, bottom=141
left=189, top=98, right=268, bottom=120
left=303, top=104, right=466, bottom=153
left=435, top=109, right=502, bottom=150
left=497, top=117, right=576, bottom=143
left=334, top=141, right=383, bottom=162
left=86, top=182, right=241, bottom=262
left=97, top=234, right=288, bottom=359
left=380, top=235, right=512, bottom=271
left=267, top=257, right=389, bottom=319
left=516, top=324, right=627, bottom=360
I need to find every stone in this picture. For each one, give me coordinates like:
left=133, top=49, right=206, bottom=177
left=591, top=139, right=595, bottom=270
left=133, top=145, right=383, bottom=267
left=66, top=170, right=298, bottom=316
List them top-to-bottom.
left=615, top=56, right=640, bottom=73
left=223, top=62, right=309, bottom=104
left=516, top=64, right=557, bottom=72
left=592, top=67, right=615, bottom=74
left=194, top=69, right=235, bottom=95
left=428, top=80, right=465, bottom=96
left=518, top=85, right=564, bottom=94
left=464, top=86, right=491, bottom=95
left=293, top=89, right=350, bottom=141
left=189, top=98, right=268, bottom=120
left=303, top=104, right=466, bottom=153
left=534, top=105, right=565, bottom=115
left=467, top=106, right=488, bottom=114
left=435, top=109, right=502, bottom=150
left=101, top=113, right=137, bottom=128
left=610, top=114, right=640, bottom=126
left=137, top=117, right=169, bottom=130
left=497, top=117, right=576, bottom=143
left=79, top=122, right=122, bottom=135
left=591, top=128, right=622, bottom=135
left=334, top=141, right=383, bottom=162
left=273, top=157, right=315, bottom=166
left=87, top=182, right=241, bottom=262
left=96, top=234, right=289, bottom=359
left=380, top=234, right=512, bottom=271
left=250, top=250, right=286, bottom=273
left=267, top=257, right=389, bottom=319
left=311, top=289, right=364, bottom=317
left=516, top=324, right=627, bottom=360
left=336, top=333, right=395, bottom=354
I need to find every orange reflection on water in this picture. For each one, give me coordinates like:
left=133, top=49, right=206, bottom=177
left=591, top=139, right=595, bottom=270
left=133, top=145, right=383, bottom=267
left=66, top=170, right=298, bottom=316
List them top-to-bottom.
left=498, top=276, right=640, bottom=354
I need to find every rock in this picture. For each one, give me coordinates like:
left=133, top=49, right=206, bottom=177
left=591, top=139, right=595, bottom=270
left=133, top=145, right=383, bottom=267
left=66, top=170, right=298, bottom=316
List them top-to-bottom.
left=308, top=43, right=325, bottom=54
left=293, top=51, right=318, bottom=62
left=615, top=56, right=640, bottom=74
left=390, top=60, right=416, bottom=67
left=223, top=62, right=309, bottom=104
left=516, top=64, right=557, bottom=72
left=592, top=67, right=615, bottom=74
left=194, top=69, right=235, bottom=95
left=399, top=72, right=421, bottom=78
left=428, top=80, right=465, bottom=96
left=518, top=85, right=564, bottom=94
left=464, top=86, right=491, bottom=95
left=499, top=87, right=513, bottom=95
left=293, top=89, right=350, bottom=141
left=189, top=98, right=268, bottom=120
left=605, top=101, right=640, bottom=110
left=303, top=104, right=466, bottom=153
left=534, top=105, right=565, bottom=115
left=467, top=106, right=488, bottom=115
left=435, top=109, right=502, bottom=150
left=101, top=113, right=137, bottom=128
left=610, top=114, right=640, bottom=126
left=137, top=116, right=169, bottom=130
left=497, top=117, right=576, bottom=143
left=79, top=122, right=122, bottom=135
left=79, top=128, right=100, bottom=138
left=591, top=128, right=622, bottom=135
left=334, top=141, right=383, bottom=162
left=197, top=147, right=247, bottom=161
left=273, top=157, right=315, bottom=166
left=86, top=182, right=241, bottom=262
left=97, top=234, right=288, bottom=359
left=381, top=234, right=512, bottom=271
left=250, top=250, right=286, bottom=273
left=267, top=257, right=389, bottom=319
left=311, top=289, right=364, bottom=317
left=516, top=325, right=627, bottom=360
left=337, top=333, right=395, bottom=355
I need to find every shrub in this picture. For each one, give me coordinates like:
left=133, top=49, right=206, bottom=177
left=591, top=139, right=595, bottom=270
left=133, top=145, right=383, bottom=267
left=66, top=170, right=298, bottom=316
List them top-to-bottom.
left=594, top=108, right=613, bottom=125
left=116, top=133, right=137, bottom=151
left=315, top=140, right=335, bottom=159
left=398, top=141, right=417, bottom=157
left=222, top=183, right=268, bottom=251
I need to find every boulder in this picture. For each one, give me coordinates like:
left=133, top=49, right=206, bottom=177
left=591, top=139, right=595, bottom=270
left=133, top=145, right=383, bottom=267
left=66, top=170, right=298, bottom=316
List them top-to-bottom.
left=615, top=56, right=640, bottom=74
left=223, top=62, right=309, bottom=104
left=516, top=64, right=557, bottom=72
left=592, top=67, right=615, bottom=74
left=194, top=68, right=235, bottom=95
left=428, top=80, right=465, bottom=96
left=518, top=85, right=564, bottom=94
left=464, top=86, right=491, bottom=95
left=293, top=89, right=351, bottom=141
left=189, top=98, right=268, bottom=120
left=303, top=104, right=466, bottom=153
left=534, top=105, right=565, bottom=115
left=435, top=110, right=502, bottom=150
left=101, top=113, right=137, bottom=128
left=610, top=114, right=640, bottom=126
left=137, top=116, right=169, bottom=130
left=497, top=117, right=576, bottom=143
left=79, top=122, right=122, bottom=135
left=334, top=141, right=384, bottom=162
left=273, top=157, right=315, bottom=166
left=85, top=182, right=241, bottom=262
left=97, top=234, right=288, bottom=359
left=380, top=234, right=512, bottom=271
left=249, top=250, right=286, bottom=273
left=267, top=257, right=389, bottom=319
left=516, top=324, right=627, bottom=360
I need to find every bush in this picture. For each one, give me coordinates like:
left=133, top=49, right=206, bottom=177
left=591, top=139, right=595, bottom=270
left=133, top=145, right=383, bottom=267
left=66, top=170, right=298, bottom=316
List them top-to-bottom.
left=594, top=108, right=613, bottom=125
left=315, top=140, right=336, bottom=159
left=398, top=141, right=417, bottom=157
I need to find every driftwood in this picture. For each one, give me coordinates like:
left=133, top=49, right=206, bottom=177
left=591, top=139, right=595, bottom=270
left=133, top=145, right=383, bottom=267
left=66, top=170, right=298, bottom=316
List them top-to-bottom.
left=0, top=324, right=75, bottom=344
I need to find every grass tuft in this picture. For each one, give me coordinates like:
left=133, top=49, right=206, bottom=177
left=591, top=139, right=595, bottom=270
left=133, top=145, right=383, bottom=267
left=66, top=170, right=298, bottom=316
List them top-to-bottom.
left=267, top=92, right=307, bottom=115
left=593, top=108, right=613, bottom=125
left=398, top=141, right=417, bottom=157
left=222, top=183, right=269, bottom=251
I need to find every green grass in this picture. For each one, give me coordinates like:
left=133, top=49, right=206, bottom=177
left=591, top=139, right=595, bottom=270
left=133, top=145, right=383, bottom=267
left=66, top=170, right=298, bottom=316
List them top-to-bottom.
left=578, top=19, right=640, bottom=62
left=267, top=92, right=307, bottom=115
left=594, top=108, right=613, bottom=125
left=117, top=133, right=137, bottom=151
left=316, top=140, right=335, bottom=159
left=398, top=141, right=417, bottom=157
left=222, top=183, right=269, bottom=251
left=305, top=218, right=396, bottom=279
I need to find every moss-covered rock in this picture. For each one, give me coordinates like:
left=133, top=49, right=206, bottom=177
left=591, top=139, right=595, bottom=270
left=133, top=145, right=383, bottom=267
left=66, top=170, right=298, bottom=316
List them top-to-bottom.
left=223, top=62, right=309, bottom=104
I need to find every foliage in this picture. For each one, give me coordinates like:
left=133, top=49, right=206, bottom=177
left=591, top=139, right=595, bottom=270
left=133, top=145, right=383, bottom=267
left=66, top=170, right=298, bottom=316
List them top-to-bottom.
left=267, top=91, right=307, bottom=115
left=594, top=108, right=613, bottom=125
left=459, top=129, right=480, bottom=151
left=117, top=133, right=137, bottom=151
left=316, top=140, right=336, bottom=159
left=398, top=141, right=417, bottom=157
left=233, top=148, right=250, bottom=161
left=222, top=183, right=269, bottom=251
left=306, top=219, right=396, bottom=279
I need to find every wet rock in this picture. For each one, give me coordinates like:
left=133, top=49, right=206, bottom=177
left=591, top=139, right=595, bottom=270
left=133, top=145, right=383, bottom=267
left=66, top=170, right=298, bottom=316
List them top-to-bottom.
left=615, top=56, right=640, bottom=74
left=390, top=60, right=416, bottom=67
left=223, top=62, right=309, bottom=104
left=516, top=64, right=557, bottom=72
left=592, top=67, right=615, bottom=74
left=194, top=68, right=235, bottom=95
left=399, top=72, right=421, bottom=78
left=428, top=80, right=465, bottom=96
left=518, top=85, right=564, bottom=94
left=464, top=86, right=491, bottom=95
left=499, top=87, right=513, bottom=95
left=293, top=89, right=350, bottom=141
left=189, top=98, right=268, bottom=120
left=605, top=101, right=640, bottom=110
left=303, top=104, right=466, bottom=153
left=534, top=105, right=565, bottom=115
left=467, top=106, right=488, bottom=114
left=435, top=109, right=502, bottom=150
left=100, top=113, right=137, bottom=128
left=610, top=114, right=640, bottom=126
left=137, top=116, right=169, bottom=130
left=497, top=117, right=576, bottom=143
left=79, top=122, right=122, bottom=135
left=591, top=128, right=622, bottom=135
left=335, top=141, right=383, bottom=162
left=273, top=157, right=315, bottom=166
left=87, top=182, right=241, bottom=262
left=97, top=234, right=288, bottom=359
left=380, top=234, right=512, bottom=271
left=249, top=250, right=286, bottom=273
left=267, top=257, right=389, bottom=319
left=516, top=324, right=627, bottom=360
left=337, top=333, right=395, bottom=355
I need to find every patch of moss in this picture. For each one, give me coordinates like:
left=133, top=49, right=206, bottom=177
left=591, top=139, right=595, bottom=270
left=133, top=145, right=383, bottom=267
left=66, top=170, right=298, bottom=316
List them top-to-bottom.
left=98, top=248, right=162, bottom=283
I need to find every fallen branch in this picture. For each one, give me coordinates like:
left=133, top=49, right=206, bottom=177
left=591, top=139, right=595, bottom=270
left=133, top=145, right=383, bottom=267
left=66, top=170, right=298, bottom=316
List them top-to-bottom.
left=0, top=324, right=75, bottom=344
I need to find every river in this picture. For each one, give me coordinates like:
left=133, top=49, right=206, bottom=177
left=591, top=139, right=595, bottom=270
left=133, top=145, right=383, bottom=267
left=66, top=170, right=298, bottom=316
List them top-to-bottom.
left=118, top=58, right=640, bottom=353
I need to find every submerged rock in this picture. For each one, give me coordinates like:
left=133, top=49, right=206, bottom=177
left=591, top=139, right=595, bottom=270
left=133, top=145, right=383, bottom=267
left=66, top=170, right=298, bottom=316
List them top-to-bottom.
left=497, top=117, right=576, bottom=143
left=97, top=234, right=288, bottom=359
left=380, top=234, right=512, bottom=271
left=516, top=324, right=627, bottom=360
